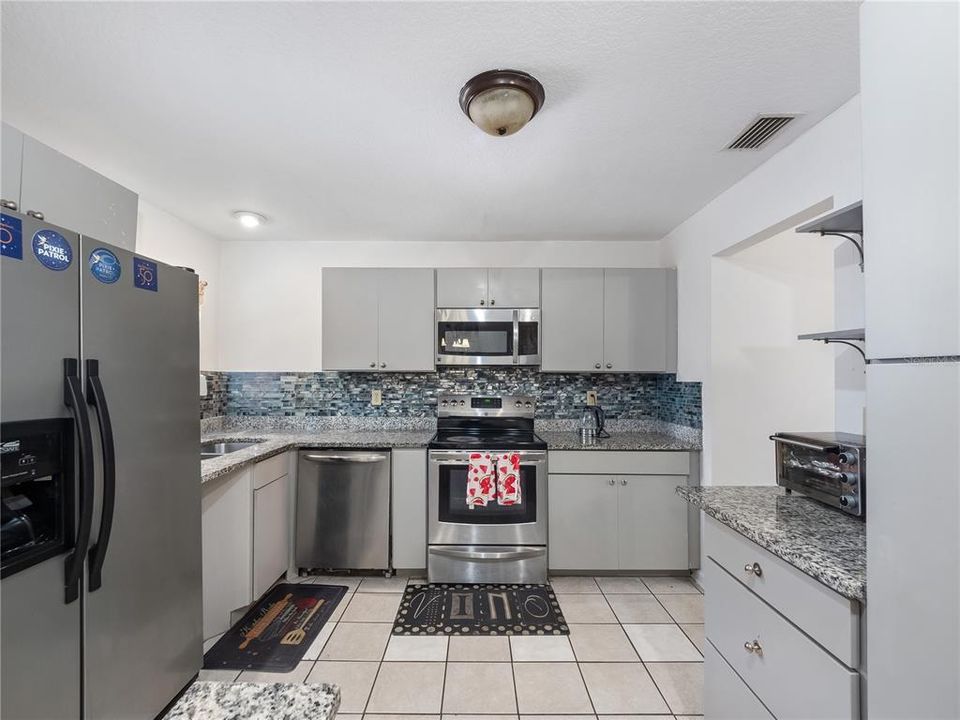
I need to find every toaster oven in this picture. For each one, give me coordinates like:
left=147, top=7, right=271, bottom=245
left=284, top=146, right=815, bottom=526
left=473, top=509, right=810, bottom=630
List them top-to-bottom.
left=770, top=432, right=866, bottom=518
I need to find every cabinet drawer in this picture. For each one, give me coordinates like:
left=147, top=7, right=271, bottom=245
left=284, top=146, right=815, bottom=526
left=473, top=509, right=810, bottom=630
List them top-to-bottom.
left=549, top=450, right=689, bottom=475
left=253, top=453, right=288, bottom=490
left=705, top=516, right=859, bottom=667
left=706, top=559, right=859, bottom=720
left=705, top=639, right=774, bottom=720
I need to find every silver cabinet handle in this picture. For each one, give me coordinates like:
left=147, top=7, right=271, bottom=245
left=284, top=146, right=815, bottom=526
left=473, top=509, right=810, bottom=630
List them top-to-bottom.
left=0, top=199, right=17, bottom=211
left=26, top=209, right=44, bottom=220
left=490, top=298, right=495, bottom=306
left=480, top=299, right=485, bottom=306
left=369, top=362, right=376, bottom=368
left=380, top=362, right=386, bottom=368
left=606, top=362, right=612, bottom=369
left=595, top=363, right=601, bottom=369
left=303, top=453, right=388, bottom=463
left=608, top=478, right=616, bottom=486
left=620, top=478, right=627, bottom=486
left=744, top=562, right=762, bottom=577
left=744, top=640, right=763, bottom=656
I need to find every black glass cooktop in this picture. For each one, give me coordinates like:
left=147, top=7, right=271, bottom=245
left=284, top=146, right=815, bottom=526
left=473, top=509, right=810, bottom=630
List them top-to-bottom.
left=429, top=429, right=547, bottom=451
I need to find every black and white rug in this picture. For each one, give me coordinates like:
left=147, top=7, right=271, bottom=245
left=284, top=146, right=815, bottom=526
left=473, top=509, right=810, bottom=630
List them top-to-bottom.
left=392, top=583, right=568, bottom=636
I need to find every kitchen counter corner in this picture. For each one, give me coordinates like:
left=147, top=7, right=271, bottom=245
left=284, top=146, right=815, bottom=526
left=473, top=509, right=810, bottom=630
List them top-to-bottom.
left=539, top=429, right=701, bottom=451
left=677, top=485, right=866, bottom=603
left=164, top=681, right=339, bottom=720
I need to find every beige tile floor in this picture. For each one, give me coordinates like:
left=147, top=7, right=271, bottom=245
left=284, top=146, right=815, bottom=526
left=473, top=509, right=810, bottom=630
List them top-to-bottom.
left=200, top=574, right=704, bottom=719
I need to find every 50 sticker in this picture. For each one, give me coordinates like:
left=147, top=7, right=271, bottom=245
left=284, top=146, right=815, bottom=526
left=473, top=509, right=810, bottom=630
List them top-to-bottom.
left=133, top=257, right=158, bottom=292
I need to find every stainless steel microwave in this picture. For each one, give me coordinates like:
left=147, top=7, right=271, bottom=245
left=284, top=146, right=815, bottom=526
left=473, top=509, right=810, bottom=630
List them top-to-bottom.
left=436, top=308, right=540, bottom=366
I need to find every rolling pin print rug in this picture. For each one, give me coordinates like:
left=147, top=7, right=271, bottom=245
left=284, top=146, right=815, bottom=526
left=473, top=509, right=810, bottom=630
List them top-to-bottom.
left=203, top=583, right=348, bottom=672
left=393, top=584, right=568, bottom=636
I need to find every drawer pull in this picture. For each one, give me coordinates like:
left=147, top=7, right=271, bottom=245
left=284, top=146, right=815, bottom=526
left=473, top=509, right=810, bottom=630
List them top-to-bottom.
left=744, top=561, right=762, bottom=577
left=744, top=639, right=763, bottom=656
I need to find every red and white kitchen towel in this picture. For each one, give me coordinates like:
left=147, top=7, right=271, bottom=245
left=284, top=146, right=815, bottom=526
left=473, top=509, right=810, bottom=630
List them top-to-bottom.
left=466, top=452, right=522, bottom=507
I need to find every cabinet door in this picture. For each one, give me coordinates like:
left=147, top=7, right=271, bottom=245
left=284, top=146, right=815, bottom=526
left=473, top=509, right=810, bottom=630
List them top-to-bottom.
left=1, top=122, right=23, bottom=207
left=20, top=134, right=138, bottom=250
left=322, top=268, right=380, bottom=370
left=378, top=268, right=435, bottom=371
left=436, top=268, right=488, bottom=307
left=487, top=268, right=540, bottom=308
left=541, top=268, right=605, bottom=372
left=603, top=269, right=671, bottom=372
left=391, top=449, right=427, bottom=569
left=201, top=469, right=252, bottom=640
left=548, top=474, right=619, bottom=570
left=253, top=475, right=290, bottom=600
left=617, top=475, right=689, bottom=570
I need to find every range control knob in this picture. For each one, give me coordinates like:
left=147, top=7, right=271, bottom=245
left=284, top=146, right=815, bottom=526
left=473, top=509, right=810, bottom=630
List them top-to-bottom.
left=441, top=400, right=448, bottom=407
left=459, top=400, right=466, bottom=406
left=515, top=400, right=522, bottom=407
left=524, top=402, right=532, bottom=408
left=838, top=452, right=858, bottom=466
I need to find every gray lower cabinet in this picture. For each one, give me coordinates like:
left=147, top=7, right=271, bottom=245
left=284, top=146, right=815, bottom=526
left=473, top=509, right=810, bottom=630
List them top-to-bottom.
left=322, top=268, right=434, bottom=371
left=541, top=268, right=677, bottom=372
left=391, top=449, right=427, bottom=569
left=548, top=451, right=695, bottom=571
left=548, top=474, right=620, bottom=570
left=704, top=516, right=862, bottom=720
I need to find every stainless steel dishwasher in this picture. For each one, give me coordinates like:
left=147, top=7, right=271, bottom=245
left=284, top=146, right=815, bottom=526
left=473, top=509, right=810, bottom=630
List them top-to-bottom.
left=296, top=450, right=391, bottom=571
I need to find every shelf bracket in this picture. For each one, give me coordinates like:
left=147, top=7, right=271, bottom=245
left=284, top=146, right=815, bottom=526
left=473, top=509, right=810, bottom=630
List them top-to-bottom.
left=821, top=231, right=864, bottom=272
left=817, top=338, right=866, bottom=361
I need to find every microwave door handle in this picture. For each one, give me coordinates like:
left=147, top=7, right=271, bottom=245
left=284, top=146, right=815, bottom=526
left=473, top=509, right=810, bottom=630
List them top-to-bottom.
left=513, top=309, right=519, bottom=365
left=63, top=359, right=95, bottom=605
left=85, top=359, right=116, bottom=593
left=770, top=435, right=841, bottom=453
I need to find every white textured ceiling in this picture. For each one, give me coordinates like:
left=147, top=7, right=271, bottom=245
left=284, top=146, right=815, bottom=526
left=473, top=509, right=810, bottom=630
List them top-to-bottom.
left=1, top=2, right=859, bottom=242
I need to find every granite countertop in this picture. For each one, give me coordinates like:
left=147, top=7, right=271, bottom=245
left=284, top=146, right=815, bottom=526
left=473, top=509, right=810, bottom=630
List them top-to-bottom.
left=201, top=429, right=435, bottom=484
left=538, top=429, right=702, bottom=451
left=677, top=485, right=866, bottom=603
left=164, top=680, right=339, bottom=720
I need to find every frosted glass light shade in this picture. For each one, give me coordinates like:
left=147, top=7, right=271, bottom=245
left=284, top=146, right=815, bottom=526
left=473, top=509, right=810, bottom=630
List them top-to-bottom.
left=467, top=87, right=536, bottom=137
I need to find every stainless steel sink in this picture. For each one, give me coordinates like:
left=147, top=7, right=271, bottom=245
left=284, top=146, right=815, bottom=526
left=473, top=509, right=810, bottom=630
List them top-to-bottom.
left=200, top=440, right=263, bottom=459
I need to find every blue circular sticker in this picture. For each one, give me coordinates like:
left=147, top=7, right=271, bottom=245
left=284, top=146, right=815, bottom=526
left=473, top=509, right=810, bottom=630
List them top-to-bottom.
left=32, top=230, right=73, bottom=271
left=88, top=247, right=121, bottom=284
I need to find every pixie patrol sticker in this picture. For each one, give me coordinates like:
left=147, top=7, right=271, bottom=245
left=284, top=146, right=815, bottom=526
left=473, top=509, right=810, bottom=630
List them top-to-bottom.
left=32, top=230, right=73, bottom=270
left=89, top=247, right=121, bottom=284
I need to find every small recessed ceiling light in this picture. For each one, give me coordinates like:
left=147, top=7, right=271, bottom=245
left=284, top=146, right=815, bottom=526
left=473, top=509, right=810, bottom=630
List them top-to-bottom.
left=233, top=210, right=266, bottom=228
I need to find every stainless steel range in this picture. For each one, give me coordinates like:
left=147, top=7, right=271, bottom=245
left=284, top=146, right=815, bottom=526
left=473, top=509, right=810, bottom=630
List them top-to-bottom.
left=428, top=394, right=548, bottom=584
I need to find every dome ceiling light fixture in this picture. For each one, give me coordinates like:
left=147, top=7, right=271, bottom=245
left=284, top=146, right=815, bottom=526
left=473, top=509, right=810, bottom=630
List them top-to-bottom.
left=459, top=69, right=545, bottom=137
left=232, top=210, right=267, bottom=228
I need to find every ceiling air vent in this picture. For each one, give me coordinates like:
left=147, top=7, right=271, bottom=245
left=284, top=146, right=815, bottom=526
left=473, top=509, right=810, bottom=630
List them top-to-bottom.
left=726, top=115, right=797, bottom=150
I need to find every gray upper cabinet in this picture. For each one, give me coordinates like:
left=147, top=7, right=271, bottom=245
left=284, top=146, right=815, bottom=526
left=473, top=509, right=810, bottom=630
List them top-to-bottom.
left=1, top=123, right=23, bottom=208
left=19, top=131, right=138, bottom=250
left=436, top=267, right=540, bottom=308
left=542, top=267, right=676, bottom=373
left=322, top=268, right=434, bottom=372
left=322, top=268, right=380, bottom=370
left=378, top=268, right=435, bottom=371
left=436, top=268, right=488, bottom=307
left=487, top=268, right=540, bottom=307
left=541, top=268, right=605, bottom=371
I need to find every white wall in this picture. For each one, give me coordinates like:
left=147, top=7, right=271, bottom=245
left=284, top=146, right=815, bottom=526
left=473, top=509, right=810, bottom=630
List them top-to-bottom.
left=661, top=96, right=864, bottom=485
left=136, top=201, right=222, bottom=370
left=710, top=230, right=836, bottom=486
left=218, top=239, right=663, bottom=371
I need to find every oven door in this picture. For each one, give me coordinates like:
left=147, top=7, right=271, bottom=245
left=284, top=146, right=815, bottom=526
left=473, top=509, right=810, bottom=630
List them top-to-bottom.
left=436, top=308, right=540, bottom=366
left=428, top=449, right=547, bottom=546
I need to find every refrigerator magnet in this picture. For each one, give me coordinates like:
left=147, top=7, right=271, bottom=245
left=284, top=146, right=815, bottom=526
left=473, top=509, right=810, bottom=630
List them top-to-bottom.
left=0, top=214, right=23, bottom=260
left=32, top=230, right=73, bottom=271
left=89, top=247, right=121, bottom=284
left=133, top=257, right=158, bottom=291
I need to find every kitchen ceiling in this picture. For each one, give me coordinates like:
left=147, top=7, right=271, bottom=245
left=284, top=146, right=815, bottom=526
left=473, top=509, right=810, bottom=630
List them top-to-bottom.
left=1, top=2, right=859, bottom=243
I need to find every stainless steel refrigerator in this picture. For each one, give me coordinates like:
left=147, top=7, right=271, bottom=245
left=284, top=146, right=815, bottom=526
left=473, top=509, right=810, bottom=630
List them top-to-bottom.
left=0, top=210, right=202, bottom=719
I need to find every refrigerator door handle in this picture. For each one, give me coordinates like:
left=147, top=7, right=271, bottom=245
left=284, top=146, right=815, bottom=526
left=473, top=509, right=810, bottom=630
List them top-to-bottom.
left=63, top=358, right=95, bottom=604
left=85, top=359, right=115, bottom=592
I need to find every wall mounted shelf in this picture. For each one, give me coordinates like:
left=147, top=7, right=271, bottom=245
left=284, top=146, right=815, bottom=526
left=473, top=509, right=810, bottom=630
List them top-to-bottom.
left=796, top=201, right=864, bottom=271
left=798, top=328, right=866, bottom=359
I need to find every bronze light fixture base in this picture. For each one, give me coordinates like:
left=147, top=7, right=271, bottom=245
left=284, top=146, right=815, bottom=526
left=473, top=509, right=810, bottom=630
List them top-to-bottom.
left=459, top=69, right=546, bottom=137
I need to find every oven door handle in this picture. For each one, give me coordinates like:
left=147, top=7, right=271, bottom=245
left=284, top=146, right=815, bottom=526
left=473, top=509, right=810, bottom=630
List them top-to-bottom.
left=429, top=450, right=547, bottom=463
left=430, top=546, right=545, bottom=562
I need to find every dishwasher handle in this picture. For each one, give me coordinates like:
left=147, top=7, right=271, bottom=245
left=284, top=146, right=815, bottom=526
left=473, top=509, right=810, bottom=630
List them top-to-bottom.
left=302, top=452, right=388, bottom=464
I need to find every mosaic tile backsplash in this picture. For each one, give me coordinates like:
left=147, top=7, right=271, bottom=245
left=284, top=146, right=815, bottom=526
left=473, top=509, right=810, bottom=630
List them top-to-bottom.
left=203, top=368, right=701, bottom=429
